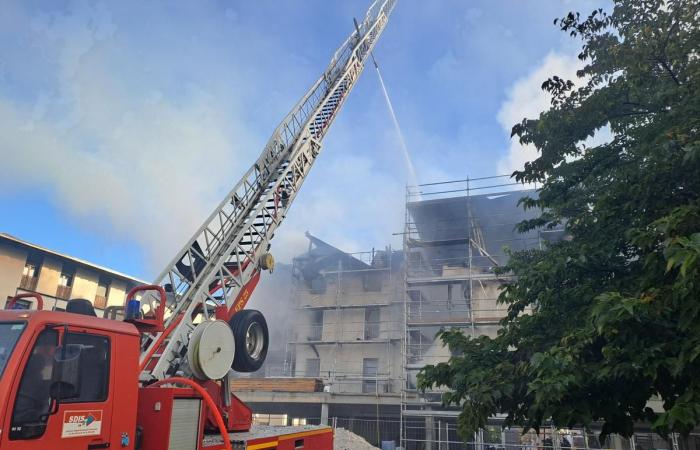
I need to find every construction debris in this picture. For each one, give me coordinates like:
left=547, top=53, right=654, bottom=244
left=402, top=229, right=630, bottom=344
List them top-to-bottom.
left=333, top=428, right=380, bottom=450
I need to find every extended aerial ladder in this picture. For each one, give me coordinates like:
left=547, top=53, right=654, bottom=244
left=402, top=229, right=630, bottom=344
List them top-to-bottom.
left=133, top=0, right=397, bottom=382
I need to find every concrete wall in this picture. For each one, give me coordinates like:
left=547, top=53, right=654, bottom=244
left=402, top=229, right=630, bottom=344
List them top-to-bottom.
left=0, top=242, right=27, bottom=308
left=36, top=256, right=62, bottom=297
left=291, top=265, right=404, bottom=395
left=72, top=267, right=99, bottom=300
left=296, top=272, right=398, bottom=308
left=472, top=280, right=508, bottom=322
left=294, top=304, right=403, bottom=394
left=309, top=306, right=402, bottom=343
left=294, top=341, right=402, bottom=394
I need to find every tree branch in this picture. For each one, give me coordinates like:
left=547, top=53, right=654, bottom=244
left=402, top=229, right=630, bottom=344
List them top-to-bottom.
left=657, top=58, right=681, bottom=86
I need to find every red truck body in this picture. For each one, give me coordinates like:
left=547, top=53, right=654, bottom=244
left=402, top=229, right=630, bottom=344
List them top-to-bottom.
left=0, top=309, right=332, bottom=450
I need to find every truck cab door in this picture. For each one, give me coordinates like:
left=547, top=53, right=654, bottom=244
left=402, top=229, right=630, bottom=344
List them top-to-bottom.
left=1, top=326, right=115, bottom=450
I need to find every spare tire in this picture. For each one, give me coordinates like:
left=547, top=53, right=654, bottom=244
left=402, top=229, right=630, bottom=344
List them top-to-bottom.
left=228, top=309, right=269, bottom=372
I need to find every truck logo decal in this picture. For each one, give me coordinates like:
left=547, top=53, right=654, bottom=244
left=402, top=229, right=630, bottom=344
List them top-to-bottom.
left=62, top=410, right=103, bottom=438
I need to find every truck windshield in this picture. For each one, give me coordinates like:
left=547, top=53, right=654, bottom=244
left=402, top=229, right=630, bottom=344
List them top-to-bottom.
left=0, top=322, right=26, bottom=378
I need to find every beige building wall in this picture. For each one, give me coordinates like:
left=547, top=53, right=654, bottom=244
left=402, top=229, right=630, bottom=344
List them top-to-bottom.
left=0, top=237, right=142, bottom=312
left=0, top=242, right=28, bottom=308
left=36, top=256, right=62, bottom=297
left=292, top=258, right=403, bottom=395
left=72, top=267, right=99, bottom=300
left=297, top=273, right=398, bottom=308
left=107, top=280, right=128, bottom=307
left=472, top=281, right=507, bottom=322
left=378, top=305, right=402, bottom=340
left=317, top=308, right=399, bottom=342
left=340, top=309, right=364, bottom=341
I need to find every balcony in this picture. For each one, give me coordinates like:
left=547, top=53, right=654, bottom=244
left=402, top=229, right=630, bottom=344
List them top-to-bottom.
left=19, top=275, right=38, bottom=291
left=56, top=285, right=72, bottom=300
left=94, top=295, right=107, bottom=310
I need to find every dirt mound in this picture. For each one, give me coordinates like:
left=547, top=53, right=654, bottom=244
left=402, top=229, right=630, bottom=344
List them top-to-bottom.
left=333, top=428, right=380, bottom=450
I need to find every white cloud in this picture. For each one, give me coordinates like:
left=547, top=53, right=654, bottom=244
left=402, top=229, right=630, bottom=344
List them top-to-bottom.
left=0, top=2, right=260, bottom=273
left=496, top=52, right=582, bottom=175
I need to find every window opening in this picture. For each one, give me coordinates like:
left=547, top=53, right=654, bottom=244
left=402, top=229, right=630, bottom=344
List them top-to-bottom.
left=364, top=307, right=380, bottom=340
left=10, top=328, right=58, bottom=440
left=304, top=358, right=320, bottom=378
left=362, top=358, right=379, bottom=393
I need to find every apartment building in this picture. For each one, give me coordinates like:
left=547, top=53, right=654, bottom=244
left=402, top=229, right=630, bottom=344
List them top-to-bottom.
left=0, top=233, right=145, bottom=312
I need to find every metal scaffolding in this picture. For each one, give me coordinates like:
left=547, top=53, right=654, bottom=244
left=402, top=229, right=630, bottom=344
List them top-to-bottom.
left=400, top=175, right=556, bottom=449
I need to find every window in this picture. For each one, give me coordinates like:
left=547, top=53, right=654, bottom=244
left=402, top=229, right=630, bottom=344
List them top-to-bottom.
left=20, top=254, right=41, bottom=291
left=21, top=264, right=36, bottom=278
left=56, top=266, right=75, bottom=300
left=58, top=272, right=73, bottom=287
left=362, top=272, right=383, bottom=292
left=308, top=275, right=327, bottom=295
left=95, top=277, right=111, bottom=309
left=6, top=297, right=31, bottom=310
left=364, top=307, right=380, bottom=340
left=309, top=310, right=323, bottom=341
left=0, top=322, right=26, bottom=379
left=11, top=328, right=58, bottom=440
left=10, top=330, right=110, bottom=441
left=61, top=332, right=110, bottom=403
left=304, top=358, right=320, bottom=378
left=362, top=358, right=379, bottom=394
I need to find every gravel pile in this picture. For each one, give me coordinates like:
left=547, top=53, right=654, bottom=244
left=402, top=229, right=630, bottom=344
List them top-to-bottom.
left=333, top=428, right=380, bottom=450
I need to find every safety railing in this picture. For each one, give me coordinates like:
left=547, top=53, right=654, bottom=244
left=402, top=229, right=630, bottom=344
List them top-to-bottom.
left=288, top=320, right=403, bottom=343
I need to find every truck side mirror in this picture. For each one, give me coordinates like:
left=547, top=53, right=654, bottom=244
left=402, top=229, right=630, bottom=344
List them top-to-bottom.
left=50, top=344, right=82, bottom=400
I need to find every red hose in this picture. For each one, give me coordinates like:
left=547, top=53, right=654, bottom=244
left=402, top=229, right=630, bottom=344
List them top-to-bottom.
left=148, top=377, right=232, bottom=450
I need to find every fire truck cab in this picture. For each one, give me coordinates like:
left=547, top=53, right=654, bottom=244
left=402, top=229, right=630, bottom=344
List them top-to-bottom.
left=0, top=304, right=334, bottom=450
left=0, top=308, right=140, bottom=450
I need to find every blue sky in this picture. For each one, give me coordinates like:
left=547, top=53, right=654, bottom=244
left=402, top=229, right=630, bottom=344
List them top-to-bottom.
left=0, top=0, right=604, bottom=280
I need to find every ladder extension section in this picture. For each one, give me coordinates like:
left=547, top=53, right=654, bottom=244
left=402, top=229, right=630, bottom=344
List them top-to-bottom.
left=139, top=0, right=397, bottom=381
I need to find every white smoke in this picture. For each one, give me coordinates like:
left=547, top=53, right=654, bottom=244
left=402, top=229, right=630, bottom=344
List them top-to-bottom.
left=496, top=52, right=582, bottom=175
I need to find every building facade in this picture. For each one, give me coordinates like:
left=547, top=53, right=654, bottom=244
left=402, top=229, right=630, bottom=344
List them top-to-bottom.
left=0, top=233, right=145, bottom=313
left=235, top=233, right=405, bottom=445
left=286, top=233, right=404, bottom=396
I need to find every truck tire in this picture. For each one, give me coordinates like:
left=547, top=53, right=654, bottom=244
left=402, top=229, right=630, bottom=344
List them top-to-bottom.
left=229, top=310, right=268, bottom=372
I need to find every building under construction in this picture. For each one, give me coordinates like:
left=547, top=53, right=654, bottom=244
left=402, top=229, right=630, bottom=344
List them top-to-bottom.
left=233, top=175, right=569, bottom=448
left=401, top=175, right=563, bottom=449
left=285, top=232, right=404, bottom=397
left=234, top=233, right=405, bottom=445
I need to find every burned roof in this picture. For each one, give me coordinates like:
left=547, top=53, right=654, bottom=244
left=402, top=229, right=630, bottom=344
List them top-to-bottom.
left=407, top=189, right=551, bottom=266
left=293, top=233, right=370, bottom=281
left=293, top=233, right=403, bottom=283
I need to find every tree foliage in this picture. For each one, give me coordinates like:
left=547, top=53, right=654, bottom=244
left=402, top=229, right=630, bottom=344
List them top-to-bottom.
left=418, top=0, right=700, bottom=440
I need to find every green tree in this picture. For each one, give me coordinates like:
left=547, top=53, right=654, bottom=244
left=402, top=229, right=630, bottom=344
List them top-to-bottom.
left=418, top=0, right=699, bottom=441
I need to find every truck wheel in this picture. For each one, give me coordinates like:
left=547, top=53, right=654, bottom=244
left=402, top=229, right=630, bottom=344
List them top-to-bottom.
left=229, top=310, right=268, bottom=372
